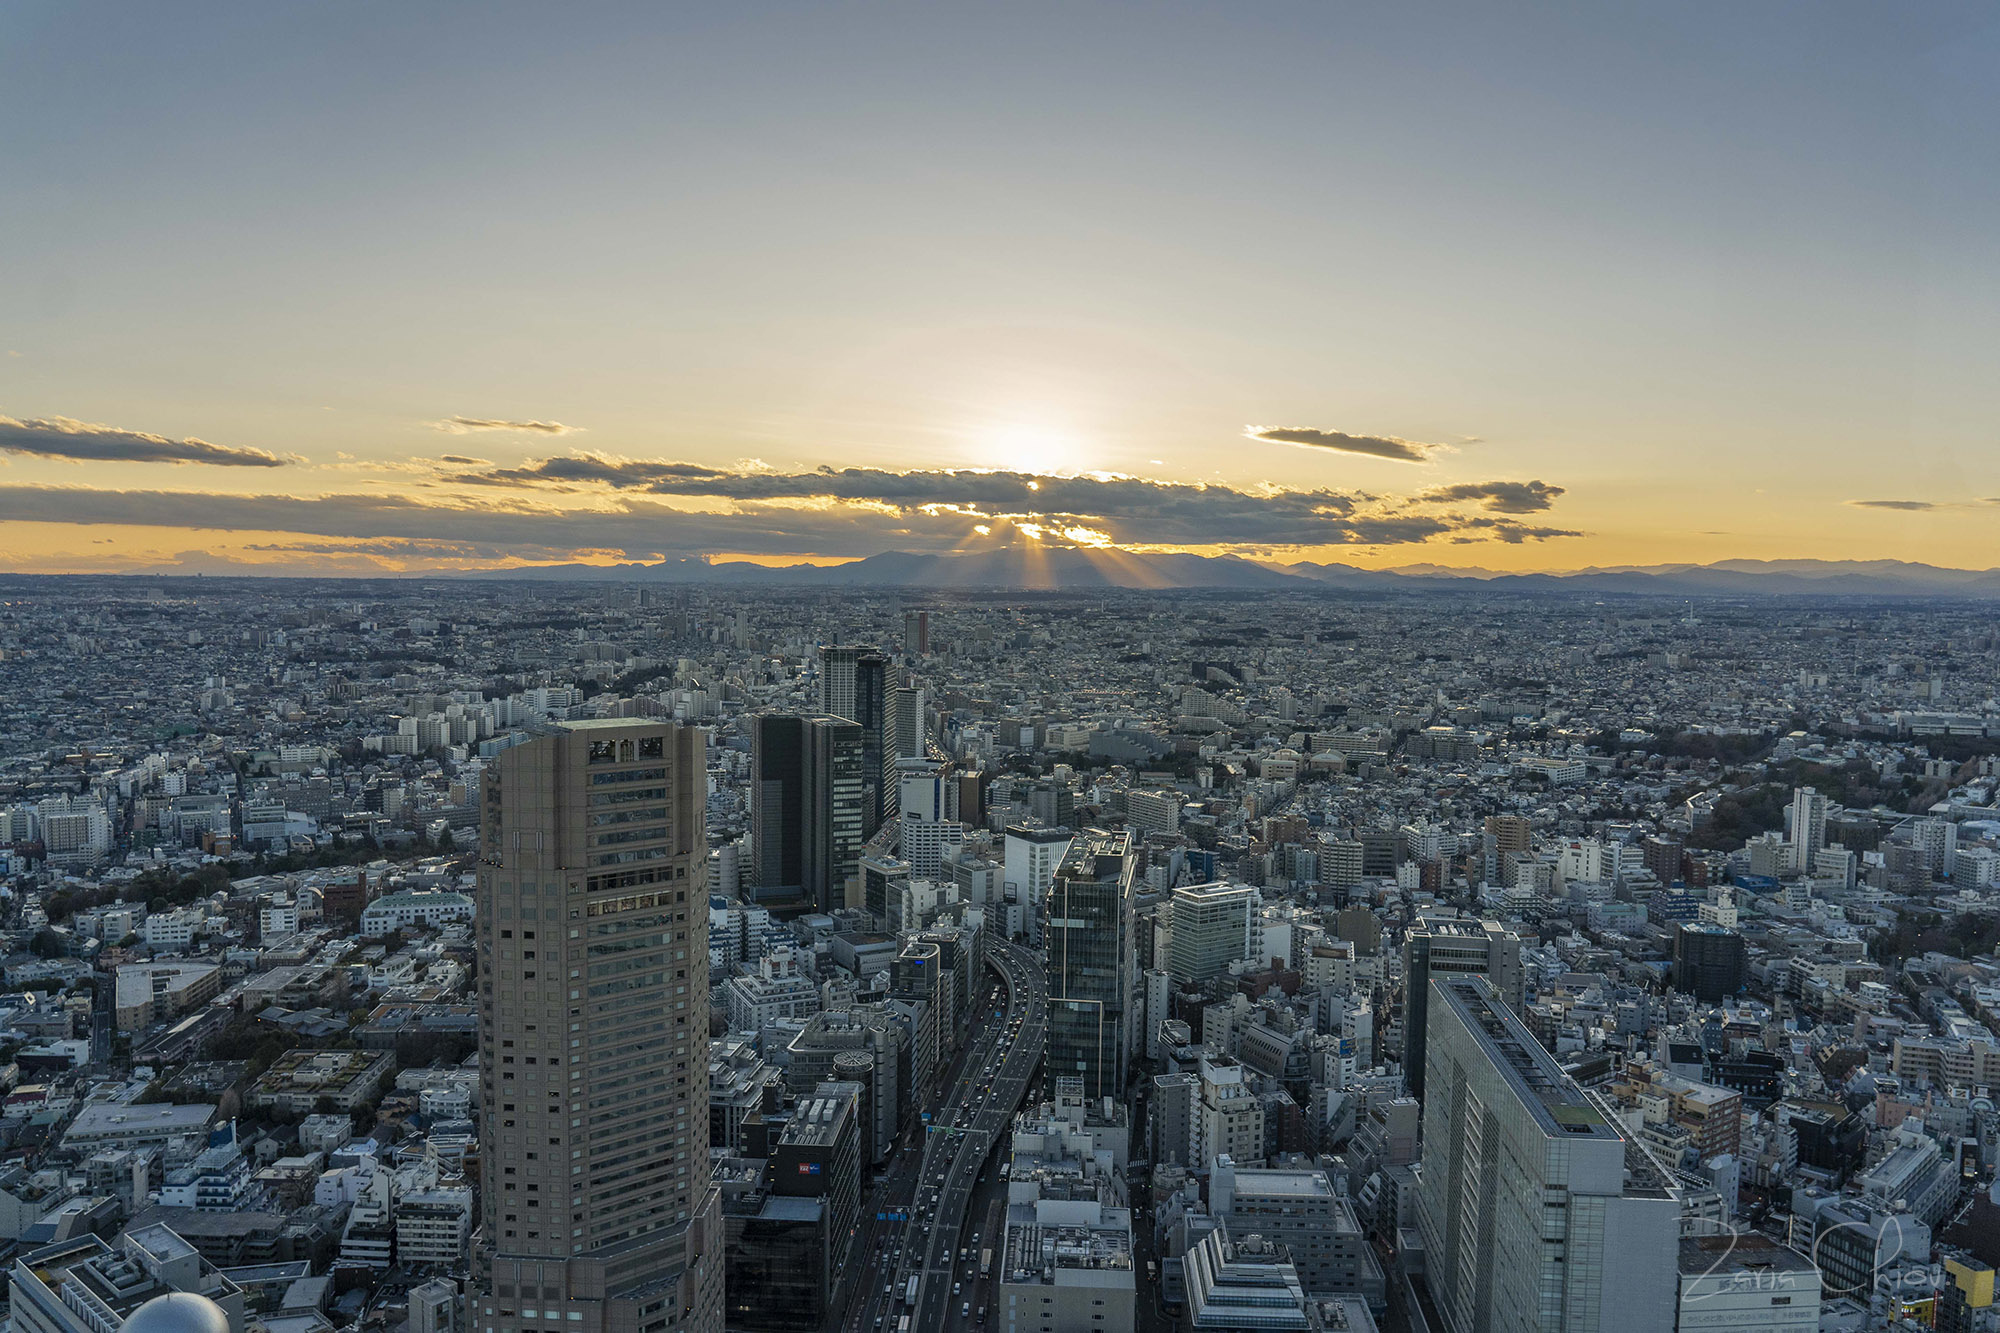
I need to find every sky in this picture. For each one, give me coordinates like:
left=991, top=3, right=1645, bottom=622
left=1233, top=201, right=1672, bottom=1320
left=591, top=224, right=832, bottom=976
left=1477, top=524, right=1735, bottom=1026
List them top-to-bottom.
left=3, top=1, right=1997, bottom=576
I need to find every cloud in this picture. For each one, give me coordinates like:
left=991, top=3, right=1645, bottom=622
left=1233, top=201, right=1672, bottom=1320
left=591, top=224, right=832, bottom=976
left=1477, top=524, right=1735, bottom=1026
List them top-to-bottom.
left=0, top=414, right=293, bottom=467
left=430, top=416, right=581, bottom=435
left=1246, top=425, right=1453, bottom=463
left=437, top=454, right=490, bottom=466
left=444, top=456, right=1589, bottom=546
left=447, top=456, right=1403, bottom=546
left=476, top=457, right=1585, bottom=548
left=0, top=464, right=1582, bottom=562
left=1419, top=480, right=1565, bottom=514
left=0, top=485, right=993, bottom=559
left=1845, top=498, right=2000, bottom=513
left=1460, top=518, right=1582, bottom=543
left=245, top=538, right=506, bottom=559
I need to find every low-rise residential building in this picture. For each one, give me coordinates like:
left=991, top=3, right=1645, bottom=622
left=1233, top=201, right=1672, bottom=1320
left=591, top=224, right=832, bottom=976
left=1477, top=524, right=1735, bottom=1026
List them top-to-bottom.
left=358, top=890, right=474, bottom=937
left=114, top=963, right=224, bottom=1033
left=247, top=1050, right=395, bottom=1115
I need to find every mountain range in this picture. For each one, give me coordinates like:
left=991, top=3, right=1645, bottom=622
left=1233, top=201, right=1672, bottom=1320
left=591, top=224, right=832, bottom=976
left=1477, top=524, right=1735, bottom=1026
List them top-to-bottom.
left=479, top=549, right=2000, bottom=598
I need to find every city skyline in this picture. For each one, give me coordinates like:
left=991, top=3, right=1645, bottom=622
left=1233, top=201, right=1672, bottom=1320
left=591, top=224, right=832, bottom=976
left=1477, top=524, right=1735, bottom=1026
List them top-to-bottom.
left=5, top=4, right=1998, bottom=577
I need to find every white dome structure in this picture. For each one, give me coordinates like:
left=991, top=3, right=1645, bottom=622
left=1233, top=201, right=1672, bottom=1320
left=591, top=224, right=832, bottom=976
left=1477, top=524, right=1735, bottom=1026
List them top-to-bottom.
left=119, top=1293, right=232, bottom=1333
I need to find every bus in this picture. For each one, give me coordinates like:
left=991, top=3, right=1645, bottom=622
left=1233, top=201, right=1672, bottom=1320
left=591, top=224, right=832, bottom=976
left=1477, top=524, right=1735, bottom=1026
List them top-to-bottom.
left=980, top=1248, right=993, bottom=1280
left=904, top=1276, right=920, bottom=1306
left=898, top=1318, right=911, bottom=1333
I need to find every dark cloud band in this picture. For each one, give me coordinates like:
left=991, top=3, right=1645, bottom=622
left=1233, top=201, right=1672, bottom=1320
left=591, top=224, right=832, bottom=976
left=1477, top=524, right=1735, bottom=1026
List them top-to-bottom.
left=0, top=414, right=292, bottom=467
left=431, top=416, right=580, bottom=435
left=1245, top=425, right=1449, bottom=462
left=0, top=472, right=1580, bottom=562
left=1419, top=480, right=1565, bottom=513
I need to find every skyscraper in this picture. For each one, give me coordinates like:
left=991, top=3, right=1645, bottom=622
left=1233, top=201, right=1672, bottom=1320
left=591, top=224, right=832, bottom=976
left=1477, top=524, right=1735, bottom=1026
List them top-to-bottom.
left=900, top=609, right=928, bottom=656
left=817, top=645, right=865, bottom=723
left=818, top=645, right=891, bottom=835
left=750, top=713, right=867, bottom=913
left=749, top=714, right=806, bottom=903
left=802, top=716, right=864, bottom=914
left=477, top=719, right=722, bottom=1333
left=1045, top=828, right=1137, bottom=1102
left=1401, top=916, right=1523, bottom=1099
left=1415, top=975, right=1680, bottom=1333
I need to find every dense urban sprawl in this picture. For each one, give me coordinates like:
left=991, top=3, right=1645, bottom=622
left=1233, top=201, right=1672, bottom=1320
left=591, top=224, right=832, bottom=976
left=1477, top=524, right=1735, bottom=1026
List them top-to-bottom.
left=0, top=577, right=1996, bottom=1333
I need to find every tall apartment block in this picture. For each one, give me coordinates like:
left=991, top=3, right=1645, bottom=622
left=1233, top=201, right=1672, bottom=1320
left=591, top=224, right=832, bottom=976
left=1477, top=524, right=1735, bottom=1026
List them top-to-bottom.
left=888, top=684, right=926, bottom=763
left=477, top=719, right=723, bottom=1333
left=1790, top=787, right=1829, bottom=863
left=1044, top=828, right=1137, bottom=1102
left=1164, top=881, right=1254, bottom=986
left=1401, top=916, right=1523, bottom=1099
left=1415, top=975, right=1679, bottom=1333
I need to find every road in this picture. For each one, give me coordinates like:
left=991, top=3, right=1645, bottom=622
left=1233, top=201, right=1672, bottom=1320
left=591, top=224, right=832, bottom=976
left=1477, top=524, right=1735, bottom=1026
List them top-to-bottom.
left=844, top=938, right=1044, bottom=1333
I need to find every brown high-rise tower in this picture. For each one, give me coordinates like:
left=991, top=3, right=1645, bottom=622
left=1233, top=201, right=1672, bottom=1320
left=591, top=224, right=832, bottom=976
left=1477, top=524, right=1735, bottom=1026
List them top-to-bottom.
left=476, top=719, right=722, bottom=1333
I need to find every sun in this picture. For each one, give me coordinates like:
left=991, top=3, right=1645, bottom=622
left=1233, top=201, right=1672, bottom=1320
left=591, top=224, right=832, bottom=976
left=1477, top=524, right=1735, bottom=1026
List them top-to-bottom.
left=976, top=422, right=1080, bottom=477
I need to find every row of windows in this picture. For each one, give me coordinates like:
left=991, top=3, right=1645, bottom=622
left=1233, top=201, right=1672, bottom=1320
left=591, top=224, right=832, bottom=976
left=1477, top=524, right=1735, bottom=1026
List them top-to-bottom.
left=587, top=737, right=664, bottom=764
left=588, top=762, right=666, bottom=781
left=588, top=785, right=667, bottom=807
left=587, top=805, right=668, bottom=828
left=589, top=824, right=669, bottom=847
left=592, top=846, right=672, bottom=867
left=583, top=866, right=678, bottom=893
left=585, top=888, right=682, bottom=916
left=587, top=949, right=669, bottom=981
left=587, top=969, right=666, bottom=998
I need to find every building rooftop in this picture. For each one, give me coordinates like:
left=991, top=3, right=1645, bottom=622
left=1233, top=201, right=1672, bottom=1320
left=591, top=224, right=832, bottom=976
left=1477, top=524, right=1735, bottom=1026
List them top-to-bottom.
left=1173, top=881, right=1254, bottom=903
left=1435, top=976, right=1620, bottom=1140
left=779, top=1090, right=854, bottom=1148
left=67, top=1103, right=218, bottom=1139
left=1224, top=1168, right=1334, bottom=1198
left=1002, top=1204, right=1135, bottom=1285
left=1677, top=1233, right=1819, bottom=1278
